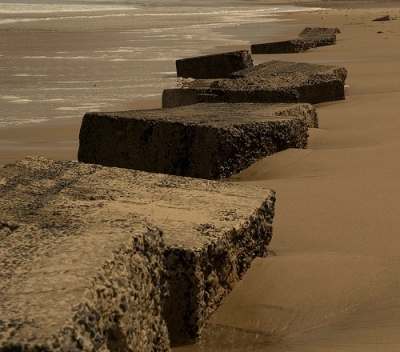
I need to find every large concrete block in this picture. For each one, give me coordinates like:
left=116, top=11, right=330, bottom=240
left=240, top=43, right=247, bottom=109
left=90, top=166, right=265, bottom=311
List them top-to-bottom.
left=298, top=27, right=341, bottom=37
left=175, top=50, right=253, bottom=79
left=163, top=60, right=347, bottom=108
left=223, top=60, right=347, bottom=86
left=78, top=103, right=313, bottom=180
left=0, top=156, right=276, bottom=346
left=0, top=160, right=170, bottom=351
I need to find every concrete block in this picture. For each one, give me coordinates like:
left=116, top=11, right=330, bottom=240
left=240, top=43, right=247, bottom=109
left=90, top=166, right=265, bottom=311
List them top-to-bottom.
left=251, top=26, right=340, bottom=54
left=298, top=27, right=341, bottom=37
left=251, top=35, right=336, bottom=54
left=251, top=38, right=316, bottom=54
left=176, top=50, right=253, bottom=79
left=163, top=60, right=347, bottom=108
left=213, top=60, right=347, bottom=103
left=228, top=60, right=346, bottom=83
left=78, top=103, right=312, bottom=180
left=0, top=156, right=276, bottom=346
left=0, top=160, right=170, bottom=351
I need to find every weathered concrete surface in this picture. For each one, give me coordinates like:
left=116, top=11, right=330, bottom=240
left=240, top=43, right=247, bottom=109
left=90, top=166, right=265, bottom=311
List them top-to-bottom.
left=251, top=27, right=340, bottom=54
left=298, top=27, right=341, bottom=37
left=251, top=35, right=336, bottom=54
left=175, top=50, right=253, bottom=79
left=163, top=60, right=347, bottom=108
left=213, top=60, right=347, bottom=103
left=222, top=60, right=346, bottom=84
left=78, top=103, right=313, bottom=180
left=0, top=156, right=276, bottom=346
left=0, top=158, right=170, bottom=351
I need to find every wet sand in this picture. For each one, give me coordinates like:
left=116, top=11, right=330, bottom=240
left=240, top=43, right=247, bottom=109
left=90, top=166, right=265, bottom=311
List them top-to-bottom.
left=2, top=0, right=400, bottom=350
left=181, top=2, right=400, bottom=351
left=0, top=99, right=160, bottom=167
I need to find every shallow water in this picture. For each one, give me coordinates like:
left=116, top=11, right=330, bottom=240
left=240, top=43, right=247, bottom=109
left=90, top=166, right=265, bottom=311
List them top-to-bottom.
left=0, top=0, right=313, bottom=127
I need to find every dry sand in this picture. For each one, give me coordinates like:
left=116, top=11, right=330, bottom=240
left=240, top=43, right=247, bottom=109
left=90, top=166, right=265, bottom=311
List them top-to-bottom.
left=2, top=0, right=400, bottom=350
left=179, top=2, right=400, bottom=351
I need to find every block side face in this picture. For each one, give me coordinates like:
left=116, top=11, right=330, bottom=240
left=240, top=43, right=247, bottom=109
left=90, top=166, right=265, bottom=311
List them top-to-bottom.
left=251, top=40, right=312, bottom=54
left=176, top=51, right=253, bottom=79
left=296, top=79, right=346, bottom=104
left=162, top=88, right=200, bottom=108
left=78, top=104, right=311, bottom=179
left=0, top=158, right=173, bottom=351
left=163, top=192, right=276, bottom=346
left=0, top=224, right=170, bottom=351
left=52, top=230, right=170, bottom=352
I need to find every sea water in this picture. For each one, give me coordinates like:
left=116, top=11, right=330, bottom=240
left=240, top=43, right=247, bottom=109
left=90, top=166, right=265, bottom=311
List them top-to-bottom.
left=0, top=0, right=316, bottom=127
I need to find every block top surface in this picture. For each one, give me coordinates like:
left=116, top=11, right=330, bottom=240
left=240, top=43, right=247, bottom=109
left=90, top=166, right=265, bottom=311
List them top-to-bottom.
left=83, top=102, right=312, bottom=126
left=1, top=156, right=273, bottom=251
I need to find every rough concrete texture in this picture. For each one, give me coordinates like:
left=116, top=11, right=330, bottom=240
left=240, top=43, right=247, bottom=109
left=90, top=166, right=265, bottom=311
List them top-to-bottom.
left=251, top=27, right=340, bottom=54
left=298, top=27, right=341, bottom=37
left=251, top=35, right=336, bottom=54
left=175, top=50, right=253, bottom=79
left=163, top=60, right=347, bottom=108
left=212, top=60, right=347, bottom=104
left=228, top=60, right=346, bottom=82
left=78, top=103, right=313, bottom=180
left=0, top=156, right=276, bottom=346
left=0, top=158, right=170, bottom=351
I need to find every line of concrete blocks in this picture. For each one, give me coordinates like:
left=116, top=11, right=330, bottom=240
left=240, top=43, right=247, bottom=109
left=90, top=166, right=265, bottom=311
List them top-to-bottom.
left=0, top=28, right=346, bottom=352
left=175, top=28, right=342, bottom=80
left=0, top=156, right=275, bottom=349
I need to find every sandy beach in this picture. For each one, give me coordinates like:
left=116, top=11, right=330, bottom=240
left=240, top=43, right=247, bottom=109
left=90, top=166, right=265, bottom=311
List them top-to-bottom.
left=2, top=0, right=400, bottom=350
left=172, top=1, right=400, bottom=351
left=181, top=2, right=400, bottom=351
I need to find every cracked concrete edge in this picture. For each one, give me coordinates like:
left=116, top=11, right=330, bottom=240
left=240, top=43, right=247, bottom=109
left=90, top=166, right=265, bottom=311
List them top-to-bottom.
left=0, top=225, right=171, bottom=352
